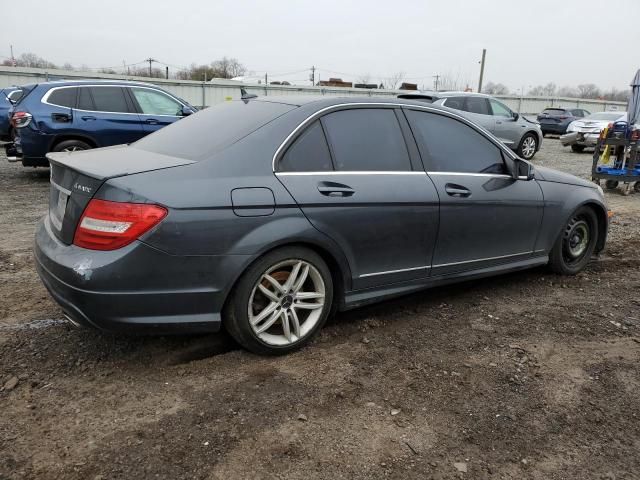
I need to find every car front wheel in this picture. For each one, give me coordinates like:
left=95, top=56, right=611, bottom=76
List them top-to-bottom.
left=517, top=133, right=538, bottom=160
left=571, top=145, right=586, bottom=153
left=549, top=207, right=599, bottom=275
left=224, top=246, right=333, bottom=355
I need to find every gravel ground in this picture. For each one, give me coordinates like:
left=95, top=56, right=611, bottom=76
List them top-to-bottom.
left=1, top=139, right=639, bottom=480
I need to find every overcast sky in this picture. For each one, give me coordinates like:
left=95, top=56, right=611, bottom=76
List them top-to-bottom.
left=2, top=0, right=638, bottom=91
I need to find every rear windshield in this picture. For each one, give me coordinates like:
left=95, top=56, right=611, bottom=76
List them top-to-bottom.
left=9, top=84, right=37, bottom=105
left=133, top=100, right=295, bottom=161
left=541, top=108, right=566, bottom=115
left=586, top=112, right=626, bottom=121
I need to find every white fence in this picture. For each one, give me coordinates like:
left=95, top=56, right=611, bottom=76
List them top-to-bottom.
left=0, top=66, right=626, bottom=114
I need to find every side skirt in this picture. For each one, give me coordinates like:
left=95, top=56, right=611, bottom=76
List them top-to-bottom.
left=341, top=255, right=548, bottom=310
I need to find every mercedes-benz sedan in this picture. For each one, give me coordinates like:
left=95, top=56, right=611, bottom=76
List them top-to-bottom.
left=35, top=96, right=608, bottom=355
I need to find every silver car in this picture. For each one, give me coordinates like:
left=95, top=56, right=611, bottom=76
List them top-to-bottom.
left=431, top=92, right=543, bottom=160
left=562, top=111, right=628, bottom=152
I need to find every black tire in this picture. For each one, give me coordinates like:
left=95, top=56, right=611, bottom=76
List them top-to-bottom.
left=517, top=133, right=538, bottom=160
left=52, top=139, right=92, bottom=153
left=571, top=144, right=585, bottom=153
left=604, top=180, right=619, bottom=190
left=635, top=182, right=640, bottom=193
left=548, top=207, right=599, bottom=275
left=224, top=246, right=334, bottom=355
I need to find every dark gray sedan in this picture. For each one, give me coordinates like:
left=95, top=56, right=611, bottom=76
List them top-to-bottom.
left=35, top=96, right=608, bottom=355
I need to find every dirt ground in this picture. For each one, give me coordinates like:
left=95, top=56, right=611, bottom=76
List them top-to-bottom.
left=1, top=139, right=639, bottom=480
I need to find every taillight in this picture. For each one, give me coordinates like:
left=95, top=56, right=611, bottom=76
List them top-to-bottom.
left=11, top=111, right=32, bottom=128
left=558, top=116, right=569, bottom=120
left=631, top=129, right=640, bottom=141
left=73, top=199, right=167, bottom=251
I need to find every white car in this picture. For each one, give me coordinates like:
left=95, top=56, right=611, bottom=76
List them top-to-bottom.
left=563, top=112, right=627, bottom=152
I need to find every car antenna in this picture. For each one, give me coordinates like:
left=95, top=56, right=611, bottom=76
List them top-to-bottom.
left=240, top=88, right=258, bottom=101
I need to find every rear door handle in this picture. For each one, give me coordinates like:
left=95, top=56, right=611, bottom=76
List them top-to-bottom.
left=81, top=116, right=96, bottom=121
left=145, top=118, right=159, bottom=125
left=317, top=182, right=355, bottom=197
left=445, top=183, right=471, bottom=197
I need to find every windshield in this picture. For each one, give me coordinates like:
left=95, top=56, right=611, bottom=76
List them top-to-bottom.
left=133, top=100, right=295, bottom=161
left=585, top=112, right=627, bottom=121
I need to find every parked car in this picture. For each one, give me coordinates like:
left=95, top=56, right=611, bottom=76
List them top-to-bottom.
left=6, top=80, right=196, bottom=167
left=0, top=86, right=25, bottom=141
left=428, top=92, right=543, bottom=160
left=35, top=96, right=608, bottom=355
left=537, top=107, right=591, bottom=136
left=562, top=111, right=628, bottom=152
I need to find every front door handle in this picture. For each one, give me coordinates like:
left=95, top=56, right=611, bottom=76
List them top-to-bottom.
left=81, top=116, right=96, bottom=121
left=145, top=118, right=159, bottom=125
left=496, top=120, right=503, bottom=125
left=317, top=182, right=355, bottom=197
left=445, top=183, right=471, bottom=197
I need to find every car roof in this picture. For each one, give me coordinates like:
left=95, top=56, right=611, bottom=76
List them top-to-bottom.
left=34, top=79, right=158, bottom=89
left=433, top=91, right=493, bottom=98
left=252, top=95, right=453, bottom=110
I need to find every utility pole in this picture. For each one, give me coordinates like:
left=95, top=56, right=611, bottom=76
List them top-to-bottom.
left=10, top=44, right=15, bottom=66
left=477, top=48, right=486, bottom=93
left=145, top=57, right=156, bottom=77
left=165, top=66, right=169, bottom=79
left=310, top=66, right=316, bottom=86
left=265, top=72, right=268, bottom=85
left=433, top=74, right=440, bottom=92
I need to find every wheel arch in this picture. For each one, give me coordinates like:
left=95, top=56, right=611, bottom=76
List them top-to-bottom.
left=50, top=134, right=99, bottom=151
left=581, top=200, right=608, bottom=254
left=221, top=240, right=351, bottom=316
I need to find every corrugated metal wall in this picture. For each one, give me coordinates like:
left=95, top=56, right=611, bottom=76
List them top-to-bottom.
left=0, top=66, right=626, bottom=114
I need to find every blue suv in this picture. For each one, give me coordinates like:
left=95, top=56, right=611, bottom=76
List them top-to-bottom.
left=6, top=80, right=196, bottom=167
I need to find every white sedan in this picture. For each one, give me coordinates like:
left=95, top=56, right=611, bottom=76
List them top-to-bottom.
left=562, top=111, right=627, bottom=152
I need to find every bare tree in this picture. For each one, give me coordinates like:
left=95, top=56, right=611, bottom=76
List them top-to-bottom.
left=211, top=57, right=246, bottom=79
left=438, top=71, right=472, bottom=92
left=382, top=72, right=404, bottom=90
left=356, top=73, right=371, bottom=85
left=483, top=82, right=509, bottom=95
left=542, top=82, right=557, bottom=96
left=576, top=83, right=601, bottom=99
left=557, top=86, right=578, bottom=98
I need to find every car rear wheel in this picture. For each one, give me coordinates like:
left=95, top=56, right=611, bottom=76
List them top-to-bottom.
left=517, top=133, right=538, bottom=160
left=52, top=139, right=92, bottom=153
left=571, top=144, right=586, bottom=153
left=605, top=180, right=619, bottom=190
left=548, top=207, right=598, bottom=275
left=224, top=246, right=333, bottom=355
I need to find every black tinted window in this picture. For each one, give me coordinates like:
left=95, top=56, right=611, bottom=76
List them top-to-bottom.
left=47, top=87, right=77, bottom=108
left=77, top=87, right=94, bottom=110
left=89, top=87, right=129, bottom=113
left=444, top=97, right=466, bottom=110
left=466, top=97, right=490, bottom=115
left=134, top=100, right=295, bottom=161
left=322, top=109, right=411, bottom=171
left=406, top=110, right=506, bottom=174
left=280, top=121, right=333, bottom=172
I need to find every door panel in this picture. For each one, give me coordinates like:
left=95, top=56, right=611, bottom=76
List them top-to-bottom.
left=277, top=172, right=439, bottom=289
left=428, top=173, right=544, bottom=276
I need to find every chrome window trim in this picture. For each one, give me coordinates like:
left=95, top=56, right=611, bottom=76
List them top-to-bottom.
left=41, top=84, right=185, bottom=118
left=272, top=102, right=518, bottom=173
left=275, top=171, right=426, bottom=176
left=427, top=171, right=512, bottom=178
left=359, top=265, right=430, bottom=278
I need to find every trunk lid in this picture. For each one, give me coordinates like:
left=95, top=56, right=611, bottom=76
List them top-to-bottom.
left=47, top=144, right=194, bottom=244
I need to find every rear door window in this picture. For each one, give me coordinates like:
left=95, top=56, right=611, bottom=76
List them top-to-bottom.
left=89, top=86, right=130, bottom=113
left=47, top=87, right=77, bottom=108
left=77, top=87, right=95, bottom=110
left=130, top=87, right=182, bottom=116
left=465, top=97, right=491, bottom=115
left=321, top=108, right=411, bottom=171
left=406, top=109, right=507, bottom=174
left=279, top=121, right=333, bottom=172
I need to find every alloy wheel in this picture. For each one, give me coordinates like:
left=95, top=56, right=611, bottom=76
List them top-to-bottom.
left=521, top=136, right=536, bottom=159
left=62, top=146, right=86, bottom=152
left=248, top=259, right=325, bottom=346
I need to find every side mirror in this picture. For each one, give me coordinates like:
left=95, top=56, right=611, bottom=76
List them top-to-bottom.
left=181, top=105, right=194, bottom=116
left=511, top=111, right=520, bottom=121
left=516, top=159, right=535, bottom=180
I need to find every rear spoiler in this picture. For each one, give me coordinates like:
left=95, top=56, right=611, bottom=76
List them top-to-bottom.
left=397, top=93, right=440, bottom=103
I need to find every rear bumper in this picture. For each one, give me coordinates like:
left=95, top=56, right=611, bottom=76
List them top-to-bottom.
left=540, top=123, right=569, bottom=134
left=14, top=129, right=50, bottom=166
left=34, top=216, right=250, bottom=334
